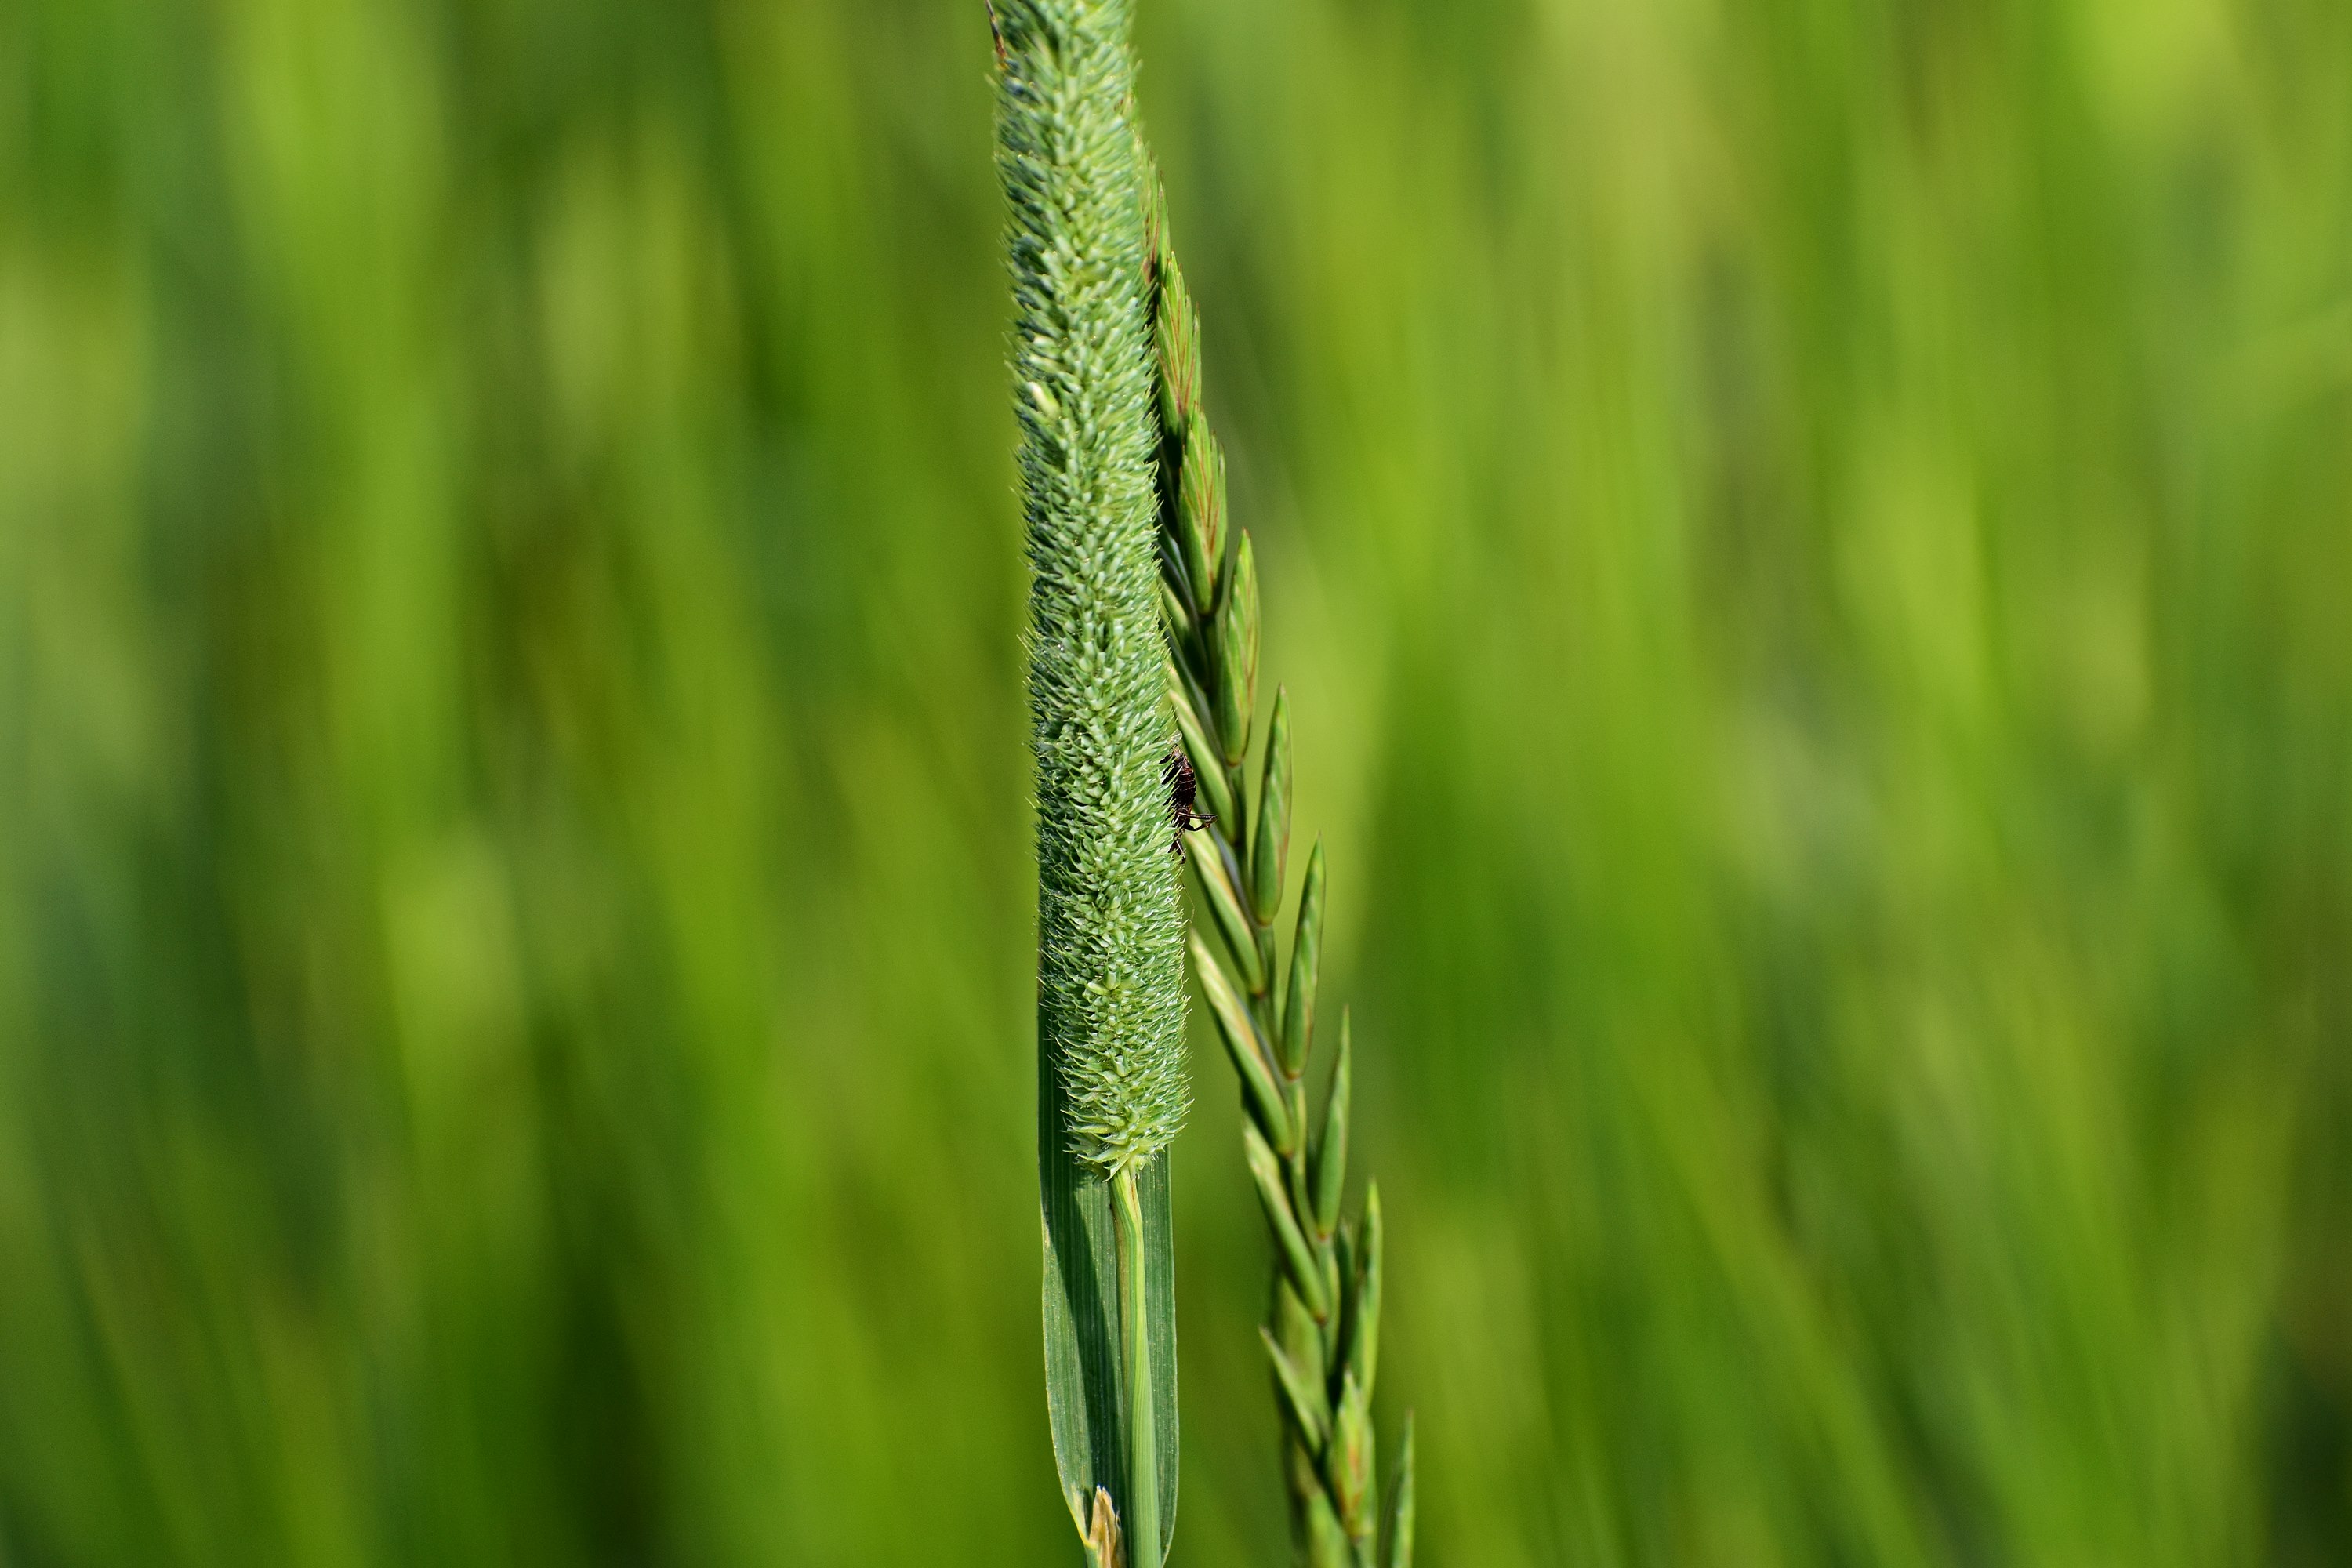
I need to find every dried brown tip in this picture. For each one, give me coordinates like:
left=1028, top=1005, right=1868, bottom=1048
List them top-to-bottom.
left=1085, top=1486, right=1127, bottom=1568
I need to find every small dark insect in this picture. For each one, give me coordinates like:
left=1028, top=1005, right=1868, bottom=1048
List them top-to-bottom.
left=1164, top=745, right=1215, bottom=853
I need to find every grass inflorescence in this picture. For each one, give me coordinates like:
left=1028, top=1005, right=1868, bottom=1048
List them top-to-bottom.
left=997, top=0, right=1189, bottom=1182
left=996, top=5, right=1188, bottom=1563
left=1143, top=162, right=1416, bottom=1568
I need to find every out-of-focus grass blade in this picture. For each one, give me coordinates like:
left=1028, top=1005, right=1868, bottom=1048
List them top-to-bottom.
left=1384, top=1414, right=1415, bottom=1568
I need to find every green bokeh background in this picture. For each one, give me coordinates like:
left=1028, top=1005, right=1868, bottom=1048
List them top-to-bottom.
left=5, top=0, right=2350, bottom=1563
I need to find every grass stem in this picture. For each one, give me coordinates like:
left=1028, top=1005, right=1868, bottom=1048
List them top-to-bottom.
left=1113, top=1168, right=1160, bottom=1566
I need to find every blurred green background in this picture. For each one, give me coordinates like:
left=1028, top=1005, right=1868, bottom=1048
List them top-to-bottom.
left=5, top=0, right=2350, bottom=1563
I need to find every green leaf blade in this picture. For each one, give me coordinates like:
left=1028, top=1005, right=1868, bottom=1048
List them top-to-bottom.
left=1042, top=1040, right=1180, bottom=1555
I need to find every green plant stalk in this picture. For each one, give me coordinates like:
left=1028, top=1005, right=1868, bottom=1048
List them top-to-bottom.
left=1140, top=159, right=1416, bottom=1568
left=1114, top=1168, right=1160, bottom=1566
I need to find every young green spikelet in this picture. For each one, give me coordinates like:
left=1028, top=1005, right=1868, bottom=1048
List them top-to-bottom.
left=999, top=0, right=1189, bottom=1180
left=1144, top=162, right=1417, bottom=1568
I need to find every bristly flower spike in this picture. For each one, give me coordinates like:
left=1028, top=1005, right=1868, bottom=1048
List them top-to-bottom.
left=999, top=0, right=1189, bottom=1180
left=1000, top=8, right=1189, bottom=1564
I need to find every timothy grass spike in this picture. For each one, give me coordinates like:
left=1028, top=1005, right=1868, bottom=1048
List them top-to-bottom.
left=999, top=0, right=1189, bottom=1181
left=999, top=8, right=1189, bottom=1563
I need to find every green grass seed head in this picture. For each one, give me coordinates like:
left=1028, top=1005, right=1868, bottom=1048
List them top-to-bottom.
left=997, top=0, right=1189, bottom=1178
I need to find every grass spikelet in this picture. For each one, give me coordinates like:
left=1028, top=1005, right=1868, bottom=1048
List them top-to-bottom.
left=1143, top=154, right=1417, bottom=1568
